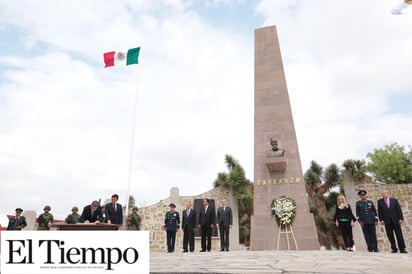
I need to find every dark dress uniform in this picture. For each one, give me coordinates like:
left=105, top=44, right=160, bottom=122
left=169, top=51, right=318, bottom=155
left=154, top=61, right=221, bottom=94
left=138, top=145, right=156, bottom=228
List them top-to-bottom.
left=355, top=190, right=378, bottom=252
left=164, top=203, right=180, bottom=253
left=7, top=208, right=27, bottom=230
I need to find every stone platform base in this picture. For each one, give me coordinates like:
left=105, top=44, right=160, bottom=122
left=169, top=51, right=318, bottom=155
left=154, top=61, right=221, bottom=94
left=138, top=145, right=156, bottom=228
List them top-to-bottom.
left=151, top=250, right=412, bottom=273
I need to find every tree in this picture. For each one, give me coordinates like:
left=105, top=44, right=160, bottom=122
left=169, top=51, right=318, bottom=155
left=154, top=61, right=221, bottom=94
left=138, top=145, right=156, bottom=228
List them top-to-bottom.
left=366, top=143, right=412, bottom=184
left=214, top=155, right=253, bottom=243
left=342, top=159, right=367, bottom=182
left=304, top=161, right=342, bottom=249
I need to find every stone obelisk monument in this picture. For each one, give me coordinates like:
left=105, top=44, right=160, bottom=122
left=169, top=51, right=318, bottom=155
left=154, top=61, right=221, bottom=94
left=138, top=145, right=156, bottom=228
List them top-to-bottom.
left=250, top=26, right=319, bottom=250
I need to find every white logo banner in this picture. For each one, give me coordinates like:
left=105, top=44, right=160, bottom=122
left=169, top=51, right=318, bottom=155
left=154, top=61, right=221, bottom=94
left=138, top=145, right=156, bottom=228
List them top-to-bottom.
left=1, top=231, right=149, bottom=274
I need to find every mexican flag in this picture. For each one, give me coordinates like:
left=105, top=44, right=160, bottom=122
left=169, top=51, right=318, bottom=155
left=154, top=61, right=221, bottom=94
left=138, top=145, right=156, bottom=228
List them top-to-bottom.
left=103, top=47, right=140, bottom=68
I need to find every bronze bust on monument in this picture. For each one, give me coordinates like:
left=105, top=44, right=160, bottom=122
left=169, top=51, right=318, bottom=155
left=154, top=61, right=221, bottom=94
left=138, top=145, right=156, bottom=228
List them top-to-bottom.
left=267, top=138, right=285, bottom=157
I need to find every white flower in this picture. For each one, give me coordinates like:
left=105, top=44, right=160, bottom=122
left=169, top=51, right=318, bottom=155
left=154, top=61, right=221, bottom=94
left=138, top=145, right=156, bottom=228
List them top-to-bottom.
left=271, top=196, right=296, bottom=227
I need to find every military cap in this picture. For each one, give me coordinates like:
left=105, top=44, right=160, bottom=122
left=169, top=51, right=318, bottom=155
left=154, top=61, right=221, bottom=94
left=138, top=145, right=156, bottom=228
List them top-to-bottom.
left=358, top=190, right=367, bottom=196
left=169, top=203, right=176, bottom=208
left=44, top=205, right=51, bottom=210
left=72, top=206, right=79, bottom=211
left=132, top=206, right=138, bottom=210
left=15, top=208, right=23, bottom=213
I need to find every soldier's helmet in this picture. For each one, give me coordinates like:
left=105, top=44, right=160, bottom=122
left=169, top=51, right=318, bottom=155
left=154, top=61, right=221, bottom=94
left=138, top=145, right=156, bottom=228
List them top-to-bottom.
left=44, top=205, right=51, bottom=211
left=72, top=206, right=79, bottom=212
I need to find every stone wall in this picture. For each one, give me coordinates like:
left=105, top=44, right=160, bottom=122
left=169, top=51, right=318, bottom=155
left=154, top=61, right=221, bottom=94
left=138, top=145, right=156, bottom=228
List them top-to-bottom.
left=344, top=174, right=412, bottom=252
left=138, top=186, right=240, bottom=252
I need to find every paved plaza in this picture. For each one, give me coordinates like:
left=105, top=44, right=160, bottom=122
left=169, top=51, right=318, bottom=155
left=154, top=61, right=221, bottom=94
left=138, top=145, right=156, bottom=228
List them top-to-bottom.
left=150, top=250, right=412, bottom=274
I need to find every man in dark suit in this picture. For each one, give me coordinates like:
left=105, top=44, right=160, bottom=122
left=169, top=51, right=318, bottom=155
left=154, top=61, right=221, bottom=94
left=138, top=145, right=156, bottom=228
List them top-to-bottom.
left=355, top=190, right=378, bottom=252
left=378, top=190, right=407, bottom=253
left=106, top=194, right=123, bottom=226
left=198, top=198, right=215, bottom=252
left=216, top=199, right=233, bottom=251
left=80, top=200, right=102, bottom=223
left=182, top=201, right=196, bottom=252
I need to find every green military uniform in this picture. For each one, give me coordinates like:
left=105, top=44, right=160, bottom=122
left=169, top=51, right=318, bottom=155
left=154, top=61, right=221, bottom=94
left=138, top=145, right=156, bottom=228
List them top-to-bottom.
left=37, top=205, right=54, bottom=230
left=66, top=206, right=80, bottom=224
left=38, top=213, right=54, bottom=230
left=66, top=213, right=80, bottom=224
left=127, top=213, right=141, bottom=230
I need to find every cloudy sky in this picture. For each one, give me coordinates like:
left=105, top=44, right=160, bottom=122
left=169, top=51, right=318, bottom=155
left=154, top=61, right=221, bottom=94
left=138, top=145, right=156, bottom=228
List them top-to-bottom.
left=1, top=0, right=411, bottom=219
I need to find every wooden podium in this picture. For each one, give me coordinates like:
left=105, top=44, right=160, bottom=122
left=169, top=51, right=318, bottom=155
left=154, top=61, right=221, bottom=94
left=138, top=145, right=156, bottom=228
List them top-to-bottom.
left=51, top=223, right=119, bottom=231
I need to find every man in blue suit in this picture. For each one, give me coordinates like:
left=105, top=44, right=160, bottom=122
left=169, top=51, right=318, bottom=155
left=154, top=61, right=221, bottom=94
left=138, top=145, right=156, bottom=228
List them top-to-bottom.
left=378, top=190, right=407, bottom=253
left=106, top=194, right=123, bottom=226
left=216, top=199, right=233, bottom=251
left=80, top=200, right=102, bottom=223
left=182, top=201, right=196, bottom=252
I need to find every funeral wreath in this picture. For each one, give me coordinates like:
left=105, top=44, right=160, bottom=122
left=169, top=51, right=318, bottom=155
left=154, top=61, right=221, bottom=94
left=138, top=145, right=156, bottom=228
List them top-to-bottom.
left=271, top=196, right=296, bottom=227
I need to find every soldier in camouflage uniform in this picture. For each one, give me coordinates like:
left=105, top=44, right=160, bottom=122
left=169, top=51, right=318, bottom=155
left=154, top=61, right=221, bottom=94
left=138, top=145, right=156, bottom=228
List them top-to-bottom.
left=37, top=205, right=54, bottom=230
left=65, top=206, right=81, bottom=224
left=127, top=207, right=142, bottom=230
left=7, top=208, right=27, bottom=230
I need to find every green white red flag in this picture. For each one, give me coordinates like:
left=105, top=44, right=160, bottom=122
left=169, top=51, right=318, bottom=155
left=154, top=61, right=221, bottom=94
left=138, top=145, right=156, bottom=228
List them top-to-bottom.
left=104, top=47, right=140, bottom=68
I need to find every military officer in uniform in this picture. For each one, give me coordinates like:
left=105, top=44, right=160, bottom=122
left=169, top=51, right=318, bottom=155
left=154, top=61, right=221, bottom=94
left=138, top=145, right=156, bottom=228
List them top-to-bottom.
left=355, top=190, right=378, bottom=252
left=164, top=203, right=180, bottom=253
left=37, top=205, right=54, bottom=230
left=65, top=206, right=81, bottom=224
left=127, top=207, right=142, bottom=230
left=7, top=208, right=27, bottom=230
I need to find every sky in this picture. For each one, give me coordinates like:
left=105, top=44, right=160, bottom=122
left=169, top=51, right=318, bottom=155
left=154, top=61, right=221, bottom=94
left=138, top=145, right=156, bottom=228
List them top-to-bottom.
left=0, top=0, right=411, bottom=219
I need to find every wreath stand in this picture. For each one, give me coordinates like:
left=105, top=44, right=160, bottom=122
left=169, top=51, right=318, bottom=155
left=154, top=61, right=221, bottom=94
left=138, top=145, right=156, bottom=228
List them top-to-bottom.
left=276, top=224, right=298, bottom=250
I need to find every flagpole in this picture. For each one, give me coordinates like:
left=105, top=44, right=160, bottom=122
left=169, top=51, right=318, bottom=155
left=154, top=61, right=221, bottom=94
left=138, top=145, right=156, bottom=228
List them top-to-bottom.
left=125, top=70, right=140, bottom=217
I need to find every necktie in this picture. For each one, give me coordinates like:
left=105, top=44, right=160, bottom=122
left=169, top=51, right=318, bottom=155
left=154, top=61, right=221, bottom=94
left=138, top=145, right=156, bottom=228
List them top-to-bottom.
left=385, top=199, right=389, bottom=208
left=113, top=204, right=116, bottom=212
left=204, top=206, right=207, bottom=213
left=223, top=207, right=226, bottom=212
left=187, top=209, right=190, bottom=217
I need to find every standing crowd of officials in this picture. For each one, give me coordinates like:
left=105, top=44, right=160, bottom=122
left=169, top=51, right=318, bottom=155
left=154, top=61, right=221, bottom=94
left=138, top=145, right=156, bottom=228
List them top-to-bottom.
left=334, top=189, right=408, bottom=253
left=7, top=191, right=408, bottom=253
left=6, top=196, right=233, bottom=254
left=163, top=198, right=233, bottom=253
